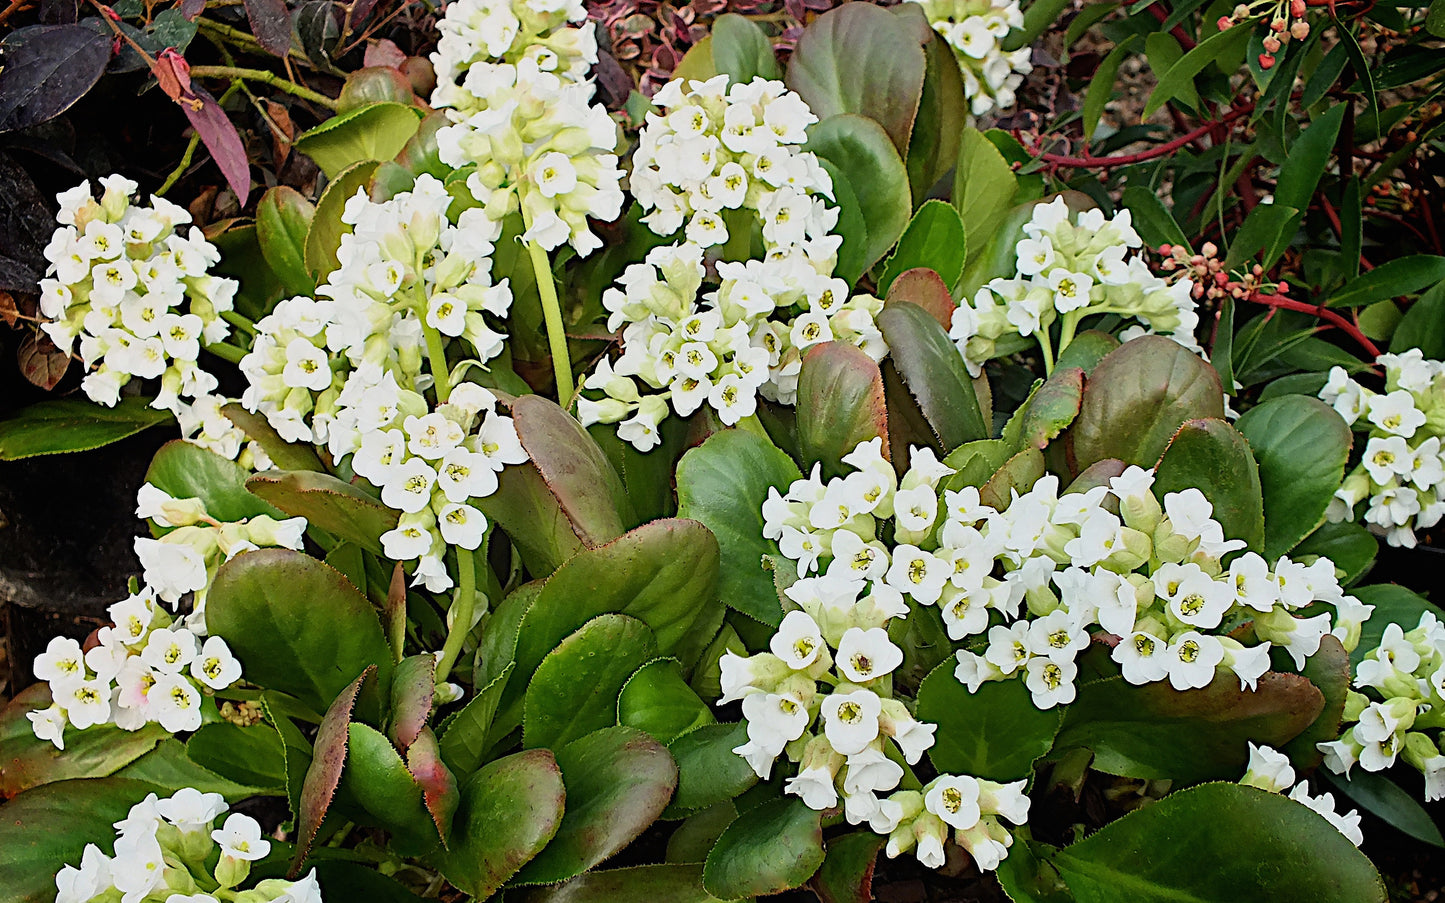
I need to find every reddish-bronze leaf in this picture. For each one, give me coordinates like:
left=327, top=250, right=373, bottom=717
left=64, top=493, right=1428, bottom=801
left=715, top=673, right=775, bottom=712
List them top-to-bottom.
left=884, top=266, right=954, bottom=330
left=0, top=291, right=18, bottom=327
left=18, top=332, right=68, bottom=390
left=389, top=654, right=435, bottom=754
left=290, top=665, right=373, bottom=876
left=406, top=727, right=460, bottom=845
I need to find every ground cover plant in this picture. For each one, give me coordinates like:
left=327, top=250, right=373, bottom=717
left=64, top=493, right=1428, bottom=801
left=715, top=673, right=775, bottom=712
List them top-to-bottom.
left=1, top=0, right=1445, bottom=900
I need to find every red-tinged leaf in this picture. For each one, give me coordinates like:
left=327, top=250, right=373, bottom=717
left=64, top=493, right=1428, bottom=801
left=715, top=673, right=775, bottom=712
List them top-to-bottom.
left=243, top=0, right=293, bottom=56
left=347, top=0, right=383, bottom=34
left=0, top=25, right=112, bottom=133
left=364, top=38, right=407, bottom=69
left=152, top=49, right=195, bottom=106
left=180, top=84, right=251, bottom=206
left=263, top=99, right=296, bottom=165
left=885, top=266, right=955, bottom=330
left=0, top=291, right=18, bottom=327
left=18, top=332, right=68, bottom=390
left=796, top=342, right=888, bottom=481
left=511, top=394, right=631, bottom=548
left=385, top=561, right=406, bottom=660
left=390, top=655, right=435, bottom=754
left=291, top=666, right=373, bottom=876
left=406, top=727, right=459, bottom=845
left=811, top=831, right=886, bottom=903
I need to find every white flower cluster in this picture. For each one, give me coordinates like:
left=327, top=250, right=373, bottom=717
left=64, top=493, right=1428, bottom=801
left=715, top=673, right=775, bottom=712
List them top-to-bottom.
left=431, top=0, right=623, bottom=255
left=905, top=0, right=1033, bottom=116
left=630, top=75, right=839, bottom=252
left=39, top=175, right=236, bottom=411
left=240, top=176, right=512, bottom=447
left=949, top=198, right=1200, bottom=376
left=578, top=242, right=885, bottom=449
left=1319, top=349, right=1445, bottom=547
left=351, top=381, right=526, bottom=591
left=175, top=394, right=274, bottom=472
left=947, top=465, right=1366, bottom=707
left=133, top=482, right=308, bottom=623
left=720, top=575, right=1030, bottom=871
left=27, top=586, right=241, bottom=747
left=1319, top=611, right=1445, bottom=800
left=1240, top=743, right=1364, bottom=846
left=53, top=788, right=321, bottom=903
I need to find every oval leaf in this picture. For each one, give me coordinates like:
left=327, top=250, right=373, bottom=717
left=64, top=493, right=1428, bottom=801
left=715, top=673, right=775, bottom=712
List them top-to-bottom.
left=0, top=25, right=111, bottom=133
left=294, top=102, right=424, bottom=179
left=805, top=114, right=913, bottom=281
left=257, top=185, right=318, bottom=295
left=878, top=301, right=990, bottom=451
left=796, top=341, right=888, bottom=481
left=511, top=394, right=632, bottom=549
left=0, top=396, right=171, bottom=461
left=1153, top=418, right=1265, bottom=553
left=246, top=469, right=398, bottom=555
left=523, top=614, right=658, bottom=751
left=915, top=663, right=1061, bottom=781
left=440, top=748, right=566, bottom=898
left=703, top=796, right=824, bottom=899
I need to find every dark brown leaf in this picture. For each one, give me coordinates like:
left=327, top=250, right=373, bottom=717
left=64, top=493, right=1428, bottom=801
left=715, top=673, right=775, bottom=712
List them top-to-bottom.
left=243, top=0, right=293, bottom=57
left=0, top=291, right=18, bottom=327
left=18, top=332, right=68, bottom=390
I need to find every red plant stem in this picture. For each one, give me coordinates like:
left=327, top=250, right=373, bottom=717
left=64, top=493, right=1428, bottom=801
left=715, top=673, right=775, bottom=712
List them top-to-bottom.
left=1146, top=2, right=1196, bottom=51
left=1040, top=103, right=1254, bottom=169
left=1319, top=196, right=1374, bottom=271
left=1247, top=291, right=1382, bottom=359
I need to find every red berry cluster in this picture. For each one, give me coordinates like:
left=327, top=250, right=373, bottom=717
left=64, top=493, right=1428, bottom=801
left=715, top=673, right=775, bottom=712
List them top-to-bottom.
left=1215, top=0, right=1310, bottom=70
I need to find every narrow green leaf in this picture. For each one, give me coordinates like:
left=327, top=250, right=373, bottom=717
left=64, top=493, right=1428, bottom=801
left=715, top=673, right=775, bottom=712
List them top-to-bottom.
left=1143, top=24, right=1251, bottom=119
left=1083, top=36, right=1140, bottom=141
left=1275, top=104, right=1346, bottom=213
left=953, top=126, right=1018, bottom=270
left=1121, top=185, right=1189, bottom=252
left=1327, top=255, right=1445, bottom=308
left=1389, top=280, right=1445, bottom=357
left=877, top=301, right=990, bottom=450
left=0, top=396, right=172, bottom=460
left=1321, top=768, right=1445, bottom=848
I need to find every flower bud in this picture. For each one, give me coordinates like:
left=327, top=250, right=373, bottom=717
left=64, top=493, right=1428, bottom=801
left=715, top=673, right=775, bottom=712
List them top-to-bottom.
left=1258, top=53, right=1275, bottom=69
left=1101, top=526, right=1153, bottom=572
left=1343, top=690, right=1371, bottom=722
left=215, top=854, right=251, bottom=890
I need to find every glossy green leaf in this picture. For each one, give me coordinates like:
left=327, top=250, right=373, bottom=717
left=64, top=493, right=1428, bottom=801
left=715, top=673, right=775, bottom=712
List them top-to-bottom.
left=786, top=2, right=926, bottom=156
left=710, top=13, right=781, bottom=83
left=1142, top=24, right=1251, bottom=118
left=907, top=30, right=967, bottom=206
left=1144, top=32, right=1196, bottom=109
left=1083, top=36, right=1140, bottom=141
left=337, top=66, right=414, bottom=113
left=294, top=102, right=424, bottom=179
left=1274, top=104, right=1347, bottom=213
left=806, top=114, right=913, bottom=280
left=953, top=126, right=1018, bottom=271
left=303, top=160, right=380, bottom=284
left=256, top=185, right=317, bottom=295
left=1121, top=186, right=1189, bottom=253
left=878, top=200, right=967, bottom=296
left=1225, top=203, right=1303, bottom=271
left=1327, top=254, right=1445, bottom=308
left=1390, top=281, right=1445, bottom=359
left=878, top=301, right=989, bottom=451
left=1073, top=336, right=1225, bottom=471
left=796, top=341, right=889, bottom=481
left=1013, top=367, right=1084, bottom=451
left=510, top=394, right=633, bottom=549
left=1234, top=395, right=1353, bottom=560
left=0, top=396, right=172, bottom=460
left=220, top=403, right=326, bottom=472
left=1153, top=418, right=1265, bottom=553
left=677, top=430, right=801, bottom=627
left=144, top=439, right=280, bottom=525
left=979, top=446, right=1046, bottom=512
left=477, top=460, right=588, bottom=576
left=246, top=469, right=398, bottom=555
left=1292, top=521, right=1377, bottom=586
left=206, top=549, right=392, bottom=715
left=1350, top=584, right=1445, bottom=667
left=523, top=614, right=659, bottom=751
left=1283, top=636, right=1350, bottom=771
left=389, top=654, right=436, bottom=754
left=619, top=659, right=716, bottom=746
left=438, top=663, right=514, bottom=776
left=916, top=664, right=1060, bottom=781
left=1053, top=669, right=1324, bottom=783
left=0, top=684, right=166, bottom=797
left=186, top=722, right=289, bottom=792
left=342, top=722, right=440, bottom=855
left=665, top=722, right=759, bottom=817
left=514, top=726, right=677, bottom=884
left=116, top=739, right=263, bottom=801
left=440, top=749, right=565, bottom=897
left=1321, top=768, right=1445, bottom=848
left=1047, top=783, right=1386, bottom=902
left=703, top=797, right=825, bottom=898
left=811, top=831, right=886, bottom=903
left=520, top=864, right=725, bottom=903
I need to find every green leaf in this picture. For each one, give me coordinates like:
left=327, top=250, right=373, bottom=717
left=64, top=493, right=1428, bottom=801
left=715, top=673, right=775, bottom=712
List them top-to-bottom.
left=1006, top=0, right=1071, bottom=50
left=1429, top=0, right=1445, bottom=37
left=785, top=2, right=926, bottom=156
left=710, top=13, right=781, bottom=83
left=1143, top=24, right=1251, bottom=119
left=907, top=30, right=967, bottom=206
left=1144, top=32, right=1196, bottom=110
left=672, top=35, right=717, bottom=82
left=1083, top=36, right=1140, bottom=141
left=294, top=102, right=424, bottom=179
left=1274, top=104, right=1347, bottom=213
left=805, top=114, right=913, bottom=281
left=953, top=126, right=1018, bottom=271
left=303, top=160, right=380, bottom=285
left=256, top=185, right=317, bottom=295
left=1121, top=185, right=1189, bottom=252
left=878, top=200, right=967, bottom=296
left=1224, top=203, right=1303, bottom=271
left=1327, top=254, right=1445, bottom=308
left=1390, top=280, right=1445, bottom=359
left=878, top=301, right=990, bottom=450
left=1054, top=330, right=1119, bottom=375
left=1072, top=336, right=1225, bottom=471
left=796, top=341, right=889, bottom=481
left=1011, top=367, right=1084, bottom=451
left=510, top=394, right=633, bottom=549
left=0, top=396, right=172, bottom=460
left=1234, top=396, right=1353, bottom=560
left=221, top=402, right=326, bottom=472
left=1153, top=418, right=1265, bottom=553
left=676, top=430, right=801, bottom=627
left=144, top=439, right=280, bottom=524
left=979, top=446, right=1046, bottom=512
left=476, top=460, right=587, bottom=577
left=246, top=469, right=398, bottom=555
left=1292, top=521, right=1377, bottom=586
left=206, top=549, right=392, bottom=715
left=1350, top=584, right=1445, bottom=667
left=523, top=614, right=659, bottom=751
left=1283, top=636, right=1350, bottom=771
left=389, top=654, right=436, bottom=754
left=618, top=659, right=716, bottom=746
left=438, top=663, right=514, bottom=776
left=916, top=665, right=1060, bottom=781
left=294, top=669, right=370, bottom=870
left=1053, top=669, right=1325, bottom=783
left=0, top=684, right=166, bottom=797
left=186, top=722, right=289, bottom=792
left=342, top=722, right=440, bottom=855
left=664, top=722, right=759, bottom=817
left=513, top=726, right=678, bottom=884
left=116, top=738, right=263, bottom=801
left=440, top=749, right=566, bottom=897
left=1321, top=768, right=1445, bottom=848
left=0, top=778, right=159, bottom=900
left=1046, top=783, right=1386, bottom=902
left=703, top=797, right=825, bottom=898
left=812, top=832, right=886, bottom=903
left=519, top=864, right=726, bottom=903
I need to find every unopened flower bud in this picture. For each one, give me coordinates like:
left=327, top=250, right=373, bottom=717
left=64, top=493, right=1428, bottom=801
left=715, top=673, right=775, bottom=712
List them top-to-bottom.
left=1290, top=20, right=1309, bottom=39
left=1263, top=35, right=1281, bottom=53
left=1259, top=53, right=1275, bottom=69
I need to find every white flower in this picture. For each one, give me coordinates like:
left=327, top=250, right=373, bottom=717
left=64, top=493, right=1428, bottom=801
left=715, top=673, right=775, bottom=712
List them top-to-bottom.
left=1367, top=390, right=1426, bottom=438
left=382, top=458, right=439, bottom=514
left=438, top=503, right=488, bottom=549
left=134, top=538, right=209, bottom=605
left=770, top=610, right=827, bottom=671
left=140, top=627, right=199, bottom=674
left=835, top=627, right=904, bottom=683
left=1112, top=630, right=1170, bottom=685
left=1165, top=631, right=1225, bottom=690
left=34, top=636, right=88, bottom=688
left=190, top=636, right=242, bottom=690
left=1024, top=655, right=1077, bottom=708
left=150, top=671, right=203, bottom=732
left=59, top=678, right=112, bottom=729
left=821, top=689, right=883, bottom=756
left=28, top=705, right=68, bottom=750
left=1241, top=743, right=1296, bottom=793
left=925, top=775, right=982, bottom=831
left=1287, top=783, right=1364, bottom=846
left=157, top=788, right=227, bottom=832
left=212, top=813, right=272, bottom=860
left=55, top=843, right=111, bottom=903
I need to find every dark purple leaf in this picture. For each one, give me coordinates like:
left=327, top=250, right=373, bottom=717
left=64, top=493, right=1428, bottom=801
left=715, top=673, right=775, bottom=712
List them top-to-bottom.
left=39, top=0, right=79, bottom=25
left=180, top=0, right=207, bottom=19
left=244, top=0, right=293, bottom=57
left=347, top=0, right=383, bottom=35
left=0, top=25, right=112, bottom=133
left=180, top=84, right=251, bottom=206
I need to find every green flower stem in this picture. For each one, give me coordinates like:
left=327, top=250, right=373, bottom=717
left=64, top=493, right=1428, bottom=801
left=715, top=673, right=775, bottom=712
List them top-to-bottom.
left=196, top=18, right=310, bottom=65
left=187, top=65, right=339, bottom=110
left=157, top=132, right=202, bottom=196
left=523, top=232, right=575, bottom=406
left=220, top=309, right=257, bottom=337
left=1057, top=311, right=1081, bottom=358
left=422, top=322, right=453, bottom=404
left=1036, top=325, right=1056, bottom=376
left=204, top=342, right=245, bottom=364
left=435, top=547, right=476, bottom=684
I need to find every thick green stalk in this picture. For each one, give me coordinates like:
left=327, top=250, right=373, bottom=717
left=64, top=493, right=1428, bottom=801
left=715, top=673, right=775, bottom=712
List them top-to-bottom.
left=520, top=224, right=575, bottom=406
left=434, top=547, right=476, bottom=684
